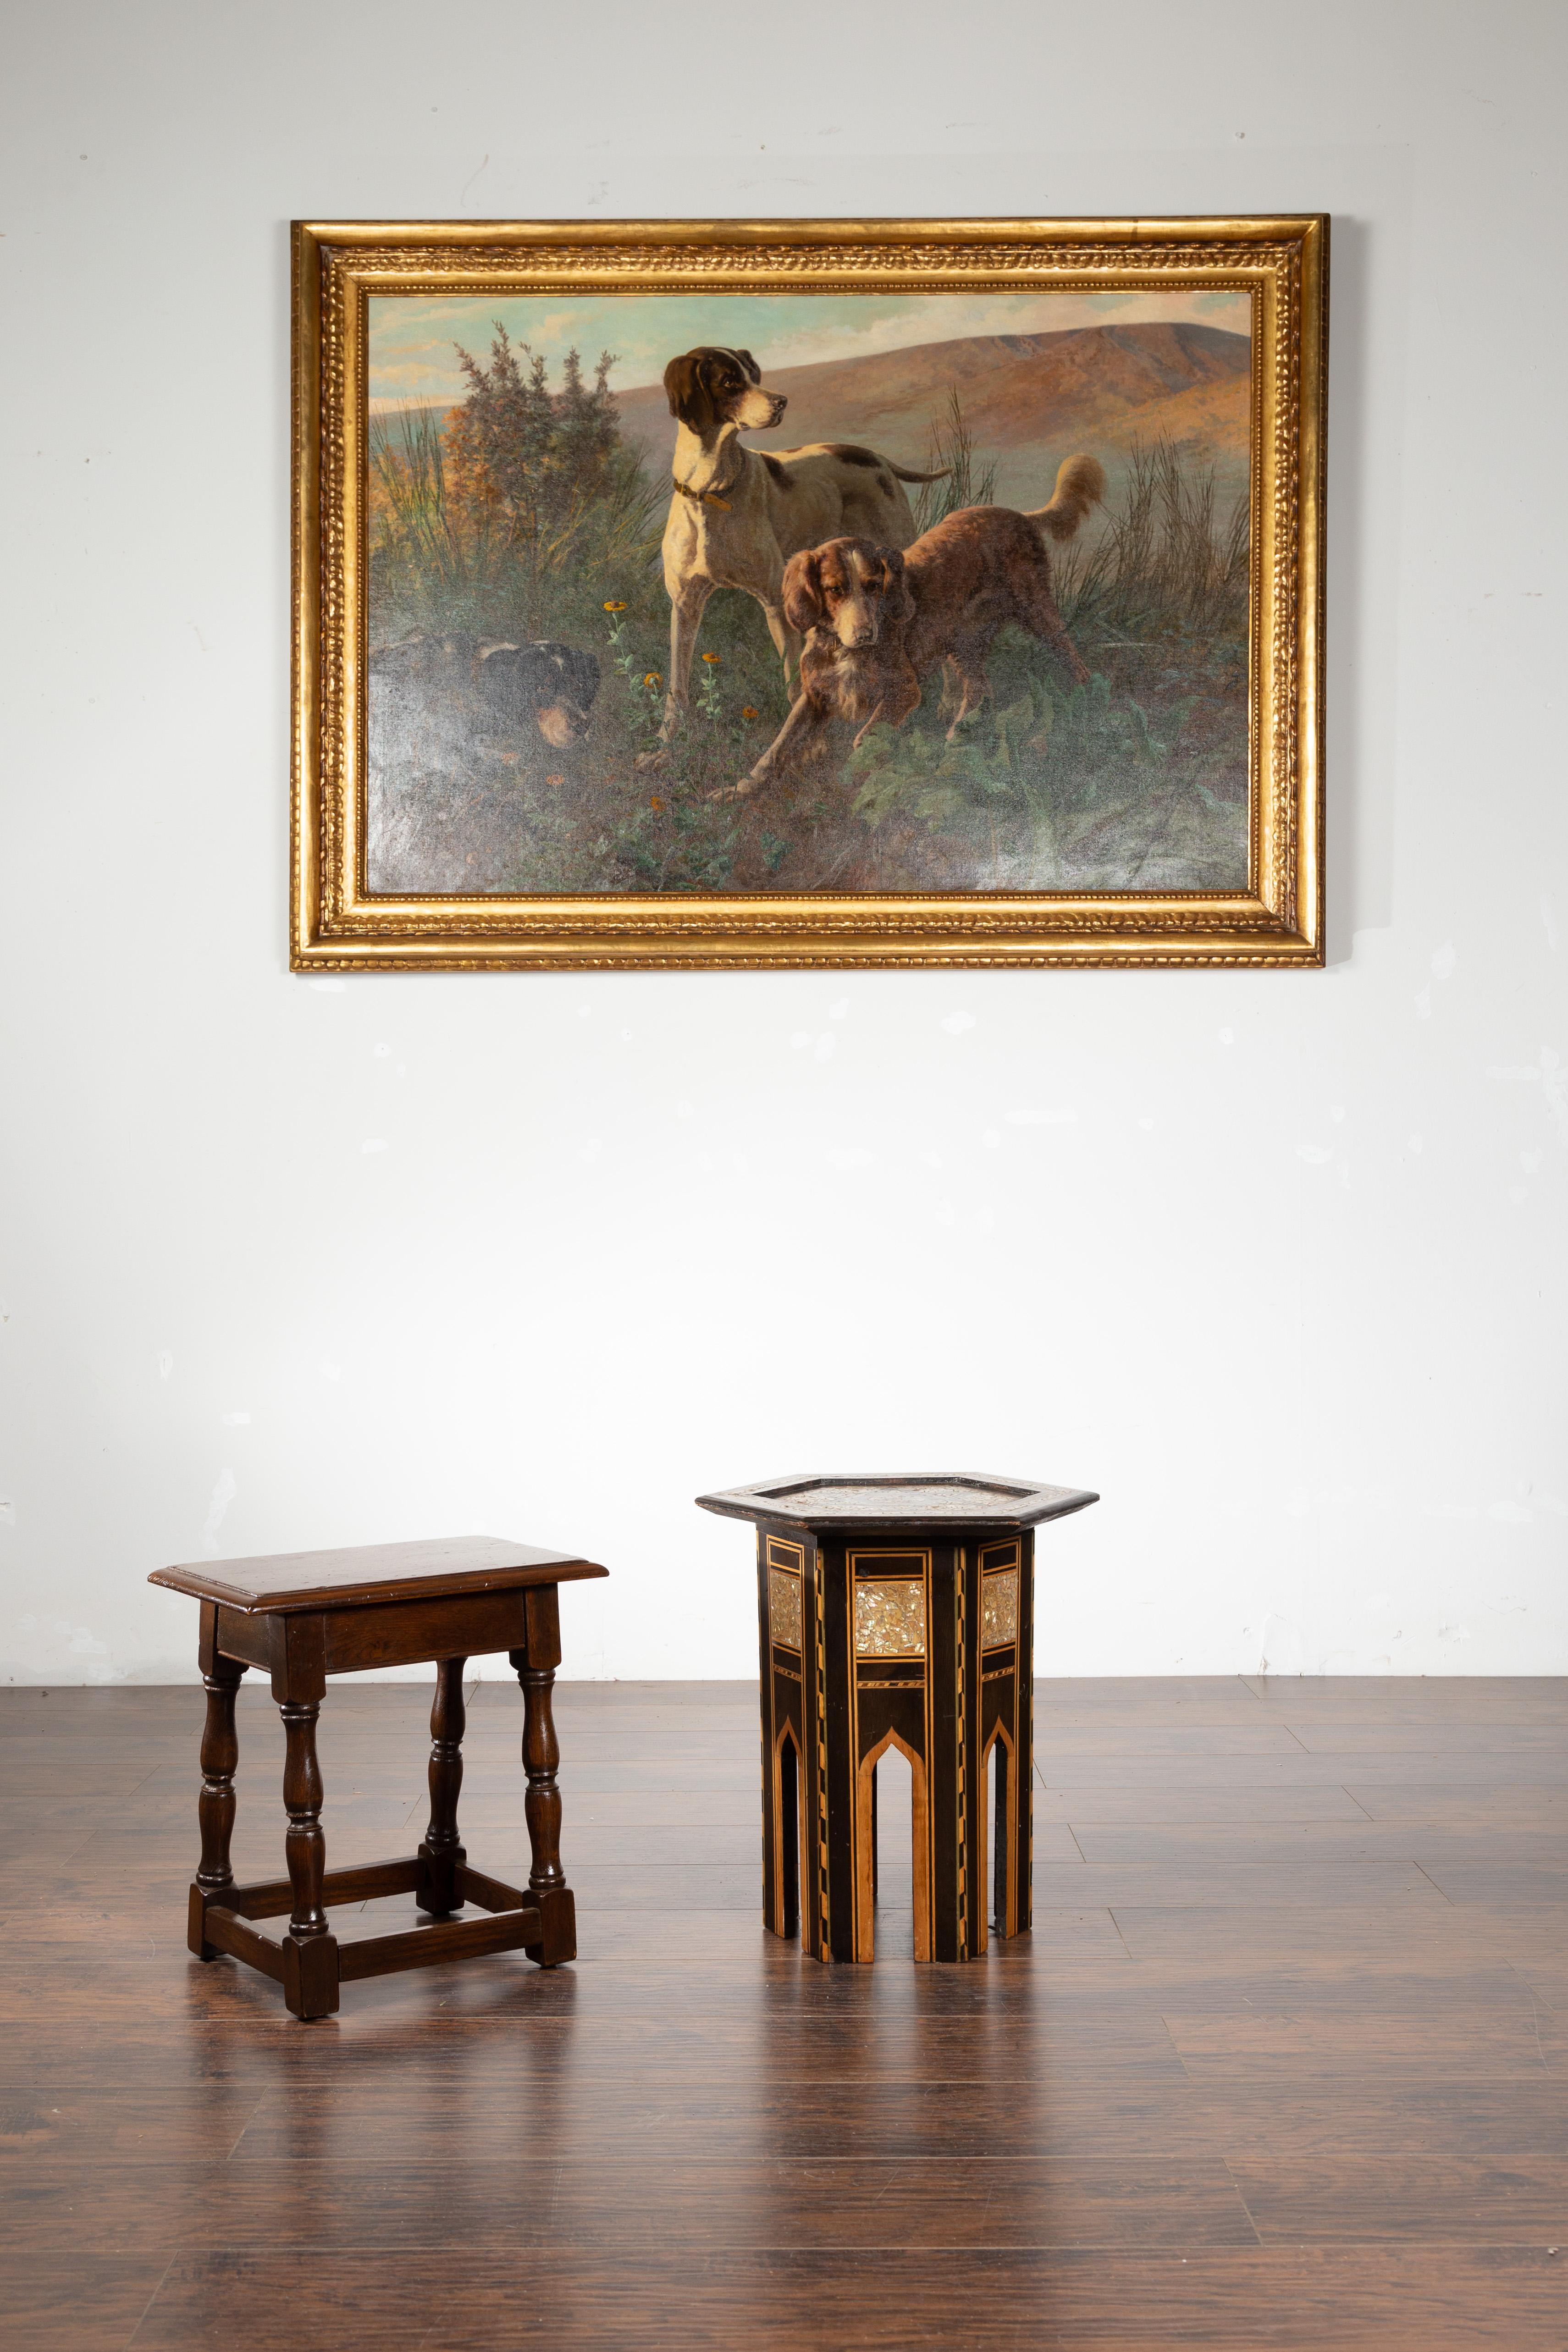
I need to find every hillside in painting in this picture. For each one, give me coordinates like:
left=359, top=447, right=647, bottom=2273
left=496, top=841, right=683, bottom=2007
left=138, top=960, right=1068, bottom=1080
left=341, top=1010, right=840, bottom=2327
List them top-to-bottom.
left=611, top=320, right=1251, bottom=507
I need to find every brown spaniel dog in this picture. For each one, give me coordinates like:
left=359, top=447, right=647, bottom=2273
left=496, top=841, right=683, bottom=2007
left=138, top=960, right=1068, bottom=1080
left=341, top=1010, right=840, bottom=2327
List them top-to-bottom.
left=729, top=455, right=1104, bottom=797
left=720, top=538, right=922, bottom=797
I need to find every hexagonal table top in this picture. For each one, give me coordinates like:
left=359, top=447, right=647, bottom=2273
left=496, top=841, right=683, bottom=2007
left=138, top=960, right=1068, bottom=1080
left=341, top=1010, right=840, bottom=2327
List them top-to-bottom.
left=695, top=1472, right=1098, bottom=1530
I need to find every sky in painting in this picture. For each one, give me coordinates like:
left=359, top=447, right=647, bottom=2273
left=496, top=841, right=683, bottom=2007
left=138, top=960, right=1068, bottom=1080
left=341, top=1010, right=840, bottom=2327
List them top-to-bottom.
left=367, top=287, right=1250, bottom=409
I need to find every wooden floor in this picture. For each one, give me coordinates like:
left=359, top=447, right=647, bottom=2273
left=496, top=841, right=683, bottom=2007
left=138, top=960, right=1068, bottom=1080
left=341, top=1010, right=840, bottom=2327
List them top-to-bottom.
left=3, top=1677, right=1567, bottom=2348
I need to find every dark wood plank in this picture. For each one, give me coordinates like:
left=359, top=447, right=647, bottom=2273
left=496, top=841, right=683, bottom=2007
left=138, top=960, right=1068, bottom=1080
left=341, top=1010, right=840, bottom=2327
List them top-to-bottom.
left=1240, top=1674, right=1568, bottom=1702
left=1038, top=1675, right=1270, bottom=1709
left=6, top=1676, right=1568, bottom=2351
left=546, top=1679, right=760, bottom=1708
left=1037, top=1723, right=1315, bottom=1755
left=1288, top=1723, right=1568, bottom=1754
left=1038, top=1751, right=1568, bottom=1786
left=447, top=1783, right=762, bottom=1825
left=1038, top=1783, right=1374, bottom=1824
left=1347, top=1783, right=1568, bottom=1824
left=1073, top=1822, right=1568, bottom=1865
left=1035, top=1861, right=1452, bottom=1907
left=1418, top=1861, right=1568, bottom=1908
left=1104, top=1902, right=1551, bottom=1974
left=1162, top=2009, right=1568, bottom=2081
left=215, top=2017, right=1191, bottom=2103
left=226, top=2075, right=1211, bottom=2163
left=1195, top=2079, right=1568, bottom=2159
left=0, top=2086, right=266, bottom=2158
left=1227, top=2151, right=1568, bottom=2242
left=0, top=2154, right=1258, bottom=2254
left=127, top=2247, right=1568, bottom=2351
left=0, top=2253, right=173, bottom=2352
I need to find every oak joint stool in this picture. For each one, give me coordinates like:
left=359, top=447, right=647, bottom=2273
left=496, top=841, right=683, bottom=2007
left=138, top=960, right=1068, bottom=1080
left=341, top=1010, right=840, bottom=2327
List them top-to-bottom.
left=697, top=1474, right=1097, bottom=1964
left=149, top=1535, right=607, bottom=2019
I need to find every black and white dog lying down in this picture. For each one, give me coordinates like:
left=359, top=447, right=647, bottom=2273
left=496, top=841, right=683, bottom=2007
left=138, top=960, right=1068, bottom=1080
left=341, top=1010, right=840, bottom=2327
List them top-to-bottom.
left=370, top=632, right=601, bottom=756
left=474, top=639, right=600, bottom=746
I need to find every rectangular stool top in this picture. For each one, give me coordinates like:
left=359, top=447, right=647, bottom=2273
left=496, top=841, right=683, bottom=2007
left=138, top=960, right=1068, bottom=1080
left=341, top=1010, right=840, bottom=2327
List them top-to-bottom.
left=149, top=1534, right=608, bottom=1615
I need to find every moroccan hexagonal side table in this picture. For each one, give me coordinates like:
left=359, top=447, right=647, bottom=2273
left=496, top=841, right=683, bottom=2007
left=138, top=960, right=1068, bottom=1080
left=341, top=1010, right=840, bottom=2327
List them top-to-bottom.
left=696, top=1474, right=1098, bottom=1964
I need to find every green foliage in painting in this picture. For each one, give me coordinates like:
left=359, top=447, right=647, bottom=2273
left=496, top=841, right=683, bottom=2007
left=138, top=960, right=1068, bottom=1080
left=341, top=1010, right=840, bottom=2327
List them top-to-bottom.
left=369, top=328, right=664, bottom=644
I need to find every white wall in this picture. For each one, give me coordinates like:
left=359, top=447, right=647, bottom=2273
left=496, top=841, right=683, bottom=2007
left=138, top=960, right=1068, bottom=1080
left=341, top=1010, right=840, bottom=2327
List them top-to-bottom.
left=3, top=1, right=1564, bottom=1685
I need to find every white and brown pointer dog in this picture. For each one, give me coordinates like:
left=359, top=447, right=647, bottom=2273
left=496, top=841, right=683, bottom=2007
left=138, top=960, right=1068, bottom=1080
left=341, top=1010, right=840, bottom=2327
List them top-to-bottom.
left=642, top=347, right=947, bottom=759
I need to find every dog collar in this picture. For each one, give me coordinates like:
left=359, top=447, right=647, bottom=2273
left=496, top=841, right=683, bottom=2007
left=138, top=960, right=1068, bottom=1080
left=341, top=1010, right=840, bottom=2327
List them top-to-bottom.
left=673, top=474, right=732, bottom=512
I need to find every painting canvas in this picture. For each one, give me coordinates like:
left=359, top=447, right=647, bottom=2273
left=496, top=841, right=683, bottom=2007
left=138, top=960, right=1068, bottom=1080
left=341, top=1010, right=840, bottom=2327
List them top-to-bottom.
left=293, top=220, right=1324, bottom=967
left=367, top=284, right=1253, bottom=897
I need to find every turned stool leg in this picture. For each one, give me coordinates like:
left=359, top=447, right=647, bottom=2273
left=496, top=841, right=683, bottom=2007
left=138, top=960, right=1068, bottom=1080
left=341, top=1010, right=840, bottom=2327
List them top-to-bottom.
left=511, top=1627, right=575, bottom=1967
left=188, top=1656, right=246, bottom=1959
left=416, top=1657, right=468, bottom=1916
left=279, top=1698, right=339, bottom=2019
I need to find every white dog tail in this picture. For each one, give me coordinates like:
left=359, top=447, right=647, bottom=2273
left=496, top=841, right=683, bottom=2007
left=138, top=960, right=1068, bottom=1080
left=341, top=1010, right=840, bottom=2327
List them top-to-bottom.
left=1028, top=454, right=1106, bottom=542
left=886, top=460, right=952, bottom=483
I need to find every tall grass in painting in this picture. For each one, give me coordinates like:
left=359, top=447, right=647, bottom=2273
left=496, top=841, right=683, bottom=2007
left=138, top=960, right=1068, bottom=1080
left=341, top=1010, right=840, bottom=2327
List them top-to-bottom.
left=368, top=327, right=664, bottom=645
left=911, top=387, right=999, bottom=534
left=1053, top=434, right=1250, bottom=638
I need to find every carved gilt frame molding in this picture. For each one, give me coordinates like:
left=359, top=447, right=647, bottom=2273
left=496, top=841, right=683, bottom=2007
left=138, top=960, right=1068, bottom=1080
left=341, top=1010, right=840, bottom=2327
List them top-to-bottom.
left=292, top=216, right=1326, bottom=969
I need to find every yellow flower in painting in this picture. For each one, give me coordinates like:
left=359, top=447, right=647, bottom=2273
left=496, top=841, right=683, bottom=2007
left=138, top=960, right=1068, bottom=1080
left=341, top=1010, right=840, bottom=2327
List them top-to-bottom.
left=603, top=600, right=627, bottom=613
left=701, top=651, right=721, bottom=664
left=643, top=671, right=663, bottom=690
left=741, top=705, right=759, bottom=720
left=544, top=773, right=564, bottom=788
left=649, top=795, right=666, bottom=813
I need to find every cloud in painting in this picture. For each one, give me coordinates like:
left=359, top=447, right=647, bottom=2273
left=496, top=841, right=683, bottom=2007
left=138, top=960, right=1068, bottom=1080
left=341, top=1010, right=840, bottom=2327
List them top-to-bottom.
left=367, top=287, right=1251, bottom=409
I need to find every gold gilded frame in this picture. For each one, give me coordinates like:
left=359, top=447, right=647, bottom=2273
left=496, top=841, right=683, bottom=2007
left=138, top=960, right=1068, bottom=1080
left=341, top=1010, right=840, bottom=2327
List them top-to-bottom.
left=292, top=216, right=1326, bottom=971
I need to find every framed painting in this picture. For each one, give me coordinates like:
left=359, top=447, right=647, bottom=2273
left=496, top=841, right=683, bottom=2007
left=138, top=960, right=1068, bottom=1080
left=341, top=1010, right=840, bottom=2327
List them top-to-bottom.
left=291, top=215, right=1325, bottom=969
